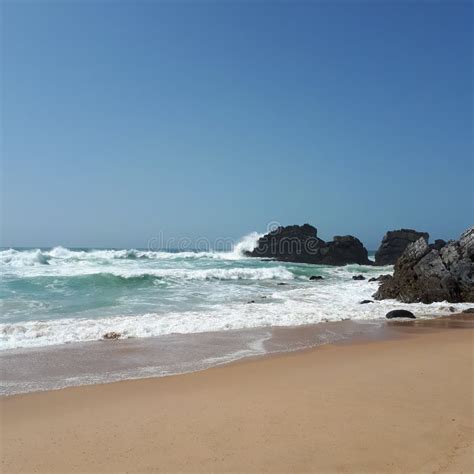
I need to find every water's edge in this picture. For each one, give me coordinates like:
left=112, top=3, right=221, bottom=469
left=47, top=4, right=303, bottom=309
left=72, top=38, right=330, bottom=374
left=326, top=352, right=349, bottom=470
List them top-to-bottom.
left=4, top=316, right=471, bottom=397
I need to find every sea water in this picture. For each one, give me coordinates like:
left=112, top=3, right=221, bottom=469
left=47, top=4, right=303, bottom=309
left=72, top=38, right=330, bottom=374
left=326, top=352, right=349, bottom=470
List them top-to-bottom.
left=1, top=233, right=469, bottom=351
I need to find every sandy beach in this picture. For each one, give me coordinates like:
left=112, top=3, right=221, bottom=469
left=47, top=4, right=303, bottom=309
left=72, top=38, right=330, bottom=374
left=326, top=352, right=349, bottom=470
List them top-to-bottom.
left=3, top=0, right=472, bottom=471
left=1, top=318, right=473, bottom=473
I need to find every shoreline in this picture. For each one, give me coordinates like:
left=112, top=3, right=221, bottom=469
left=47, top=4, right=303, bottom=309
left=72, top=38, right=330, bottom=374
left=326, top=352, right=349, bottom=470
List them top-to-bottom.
left=1, top=313, right=473, bottom=396
left=1, top=315, right=472, bottom=472
left=0, top=318, right=381, bottom=396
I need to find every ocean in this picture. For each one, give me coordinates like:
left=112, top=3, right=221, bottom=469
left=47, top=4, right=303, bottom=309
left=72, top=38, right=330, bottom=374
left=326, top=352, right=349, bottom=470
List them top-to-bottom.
left=1, top=233, right=470, bottom=394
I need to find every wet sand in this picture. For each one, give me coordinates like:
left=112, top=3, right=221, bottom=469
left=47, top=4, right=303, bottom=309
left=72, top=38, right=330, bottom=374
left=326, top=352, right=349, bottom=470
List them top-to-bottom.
left=1, top=316, right=473, bottom=472
left=0, top=319, right=396, bottom=396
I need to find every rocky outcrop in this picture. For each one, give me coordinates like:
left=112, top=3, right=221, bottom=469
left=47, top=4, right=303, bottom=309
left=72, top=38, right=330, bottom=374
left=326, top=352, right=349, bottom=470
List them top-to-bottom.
left=245, top=224, right=371, bottom=266
left=374, top=227, right=474, bottom=303
left=374, top=229, right=429, bottom=265
left=324, top=235, right=371, bottom=266
left=368, top=274, right=391, bottom=283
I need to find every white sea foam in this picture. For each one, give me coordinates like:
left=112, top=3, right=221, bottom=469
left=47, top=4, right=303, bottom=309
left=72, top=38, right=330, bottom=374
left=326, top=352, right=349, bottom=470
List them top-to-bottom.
left=228, top=231, right=263, bottom=258
left=0, top=234, right=262, bottom=280
left=1, top=234, right=260, bottom=272
left=2, top=236, right=470, bottom=352
left=1, top=247, right=216, bottom=265
left=1, top=248, right=51, bottom=266
left=2, top=261, right=294, bottom=280
left=111, top=267, right=294, bottom=281
left=0, top=278, right=470, bottom=350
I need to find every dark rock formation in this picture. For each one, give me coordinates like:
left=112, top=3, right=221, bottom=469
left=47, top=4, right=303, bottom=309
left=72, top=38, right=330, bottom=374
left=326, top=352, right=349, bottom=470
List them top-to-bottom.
left=245, top=224, right=371, bottom=266
left=374, top=227, right=474, bottom=303
left=374, top=229, right=429, bottom=266
left=324, top=235, right=371, bottom=266
left=431, top=239, right=447, bottom=251
left=368, top=274, right=391, bottom=283
left=309, top=275, right=324, bottom=280
left=352, top=275, right=366, bottom=280
left=360, top=300, right=374, bottom=304
left=462, top=308, right=474, bottom=313
left=385, top=310, right=416, bottom=319
left=103, top=331, right=121, bottom=340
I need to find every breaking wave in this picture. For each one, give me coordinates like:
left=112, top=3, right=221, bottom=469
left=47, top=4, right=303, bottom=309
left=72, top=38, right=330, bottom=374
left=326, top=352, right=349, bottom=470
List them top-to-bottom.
left=0, top=231, right=261, bottom=269
left=228, top=232, right=263, bottom=258
left=3, top=233, right=469, bottom=352
left=1, top=293, right=469, bottom=350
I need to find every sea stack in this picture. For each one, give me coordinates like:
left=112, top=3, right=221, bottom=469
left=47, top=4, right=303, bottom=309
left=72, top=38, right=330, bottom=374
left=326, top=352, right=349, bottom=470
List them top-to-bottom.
left=244, top=224, right=371, bottom=266
left=374, top=229, right=429, bottom=265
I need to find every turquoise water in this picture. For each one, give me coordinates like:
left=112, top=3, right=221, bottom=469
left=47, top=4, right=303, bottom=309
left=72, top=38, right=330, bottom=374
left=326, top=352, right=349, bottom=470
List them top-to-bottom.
left=0, top=240, right=468, bottom=351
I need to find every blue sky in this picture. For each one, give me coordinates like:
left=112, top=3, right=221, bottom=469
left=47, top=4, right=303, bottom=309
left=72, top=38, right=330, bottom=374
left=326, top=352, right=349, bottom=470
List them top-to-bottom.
left=1, top=0, right=472, bottom=249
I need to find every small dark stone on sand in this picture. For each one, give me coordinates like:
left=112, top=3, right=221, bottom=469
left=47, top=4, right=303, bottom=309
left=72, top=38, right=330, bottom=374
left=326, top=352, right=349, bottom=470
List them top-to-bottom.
left=385, top=310, right=416, bottom=319
left=103, top=332, right=121, bottom=340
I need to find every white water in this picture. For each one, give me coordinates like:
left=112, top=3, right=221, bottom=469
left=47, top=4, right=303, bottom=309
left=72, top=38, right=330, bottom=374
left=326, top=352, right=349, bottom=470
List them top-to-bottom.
left=0, top=233, right=470, bottom=351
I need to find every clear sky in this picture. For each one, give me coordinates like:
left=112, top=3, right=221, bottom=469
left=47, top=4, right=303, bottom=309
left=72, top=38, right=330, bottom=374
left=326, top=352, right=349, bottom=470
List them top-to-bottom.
left=1, top=0, right=472, bottom=250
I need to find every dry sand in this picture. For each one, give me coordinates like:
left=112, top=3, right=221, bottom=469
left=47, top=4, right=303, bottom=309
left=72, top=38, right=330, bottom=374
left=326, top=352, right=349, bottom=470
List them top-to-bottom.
left=1, top=321, right=473, bottom=473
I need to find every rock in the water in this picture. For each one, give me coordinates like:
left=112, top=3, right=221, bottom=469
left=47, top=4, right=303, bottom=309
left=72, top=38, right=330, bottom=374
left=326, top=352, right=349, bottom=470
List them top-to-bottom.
left=245, top=224, right=371, bottom=266
left=374, top=227, right=474, bottom=303
left=375, top=229, right=429, bottom=266
left=324, top=235, right=372, bottom=266
left=368, top=274, right=391, bottom=283
left=309, top=275, right=324, bottom=280
left=352, top=275, right=366, bottom=280
left=360, top=300, right=374, bottom=304
left=462, top=308, right=474, bottom=313
left=385, top=310, right=416, bottom=319
left=103, top=331, right=121, bottom=340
